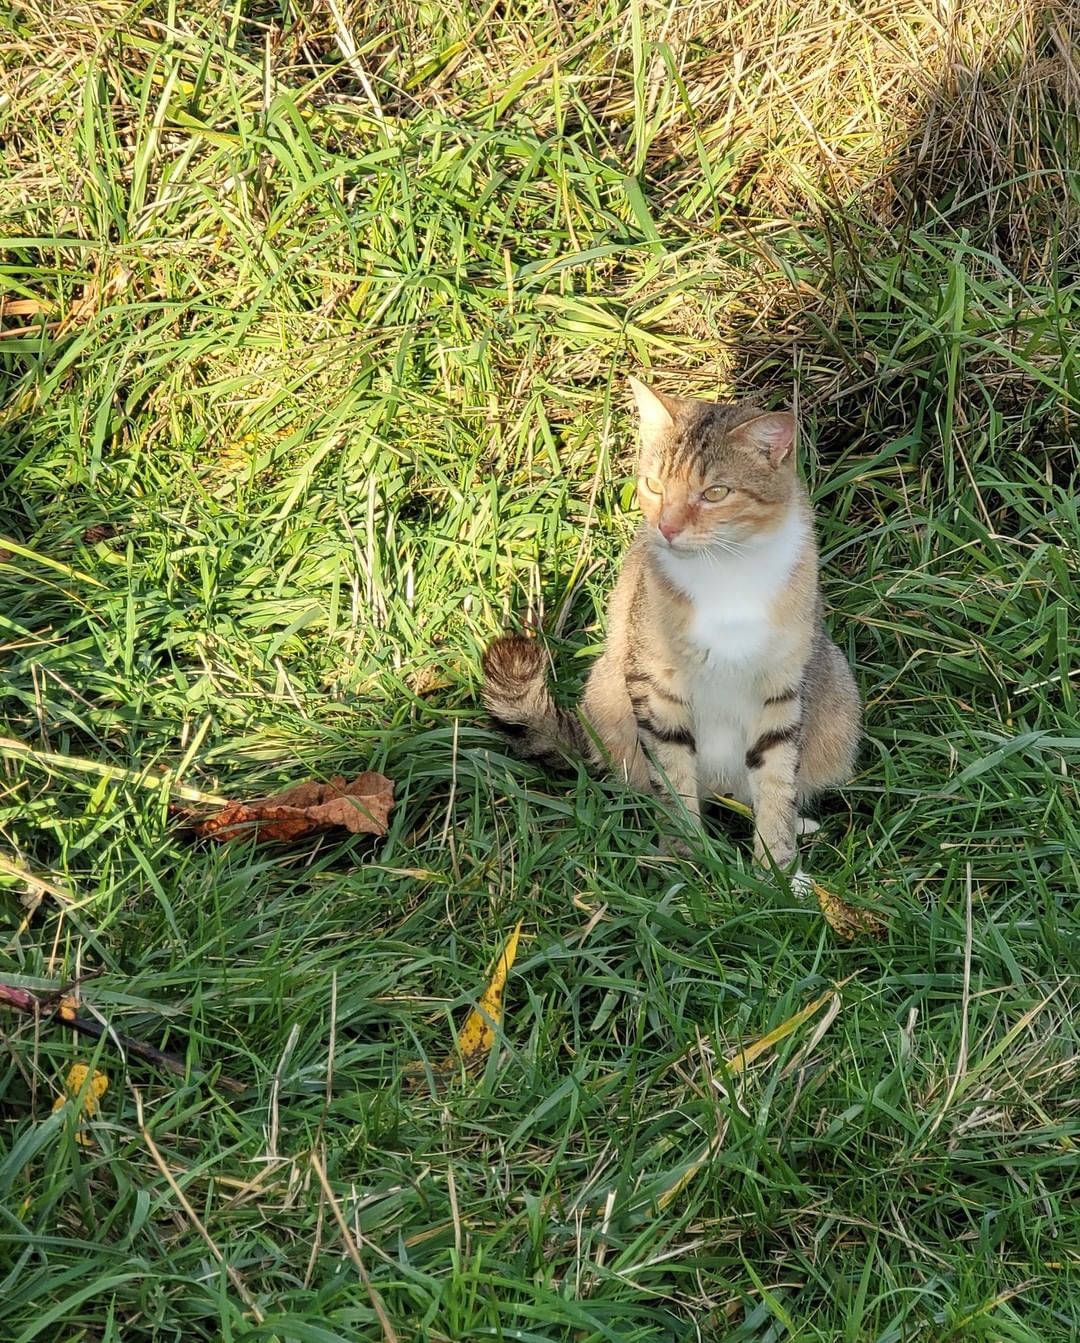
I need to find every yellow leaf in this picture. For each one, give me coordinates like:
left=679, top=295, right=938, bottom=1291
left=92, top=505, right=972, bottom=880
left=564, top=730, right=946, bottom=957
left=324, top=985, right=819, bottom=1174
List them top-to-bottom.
left=709, top=793, right=753, bottom=820
left=813, top=880, right=886, bottom=942
left=446, top=920, right=523, bottom=1071
left=656, top=986, right=844, bottom=1212
left=724, top=988, right=837, bottom=1077
left=52, top=1063, right=109, bottom=1145
left=654, top=1137, right=723, bottom=1213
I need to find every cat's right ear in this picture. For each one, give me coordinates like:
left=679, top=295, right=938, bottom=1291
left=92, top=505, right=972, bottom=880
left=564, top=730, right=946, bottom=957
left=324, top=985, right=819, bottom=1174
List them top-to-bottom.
left=628, top=376, right=679, bottom=444
left=734, top=412, right=797, bottom=469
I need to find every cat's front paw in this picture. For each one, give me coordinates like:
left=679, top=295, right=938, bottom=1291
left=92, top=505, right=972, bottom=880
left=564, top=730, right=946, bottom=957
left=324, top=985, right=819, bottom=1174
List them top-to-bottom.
left=660, top=833, right=695, bottom=860
left=752, top=835, right=797, bottom=871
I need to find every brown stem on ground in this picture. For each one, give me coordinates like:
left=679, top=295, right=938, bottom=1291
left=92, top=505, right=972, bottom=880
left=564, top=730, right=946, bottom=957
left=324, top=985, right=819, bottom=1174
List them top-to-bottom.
left=0, top=981, right=245, bottom=1095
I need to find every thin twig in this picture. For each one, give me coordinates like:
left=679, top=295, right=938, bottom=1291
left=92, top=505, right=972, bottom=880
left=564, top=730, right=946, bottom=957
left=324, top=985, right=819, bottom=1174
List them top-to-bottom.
left=322, top=0, right=385, bottom=125
left=0, top=981, right=245, bottom=1094
left=269, top=1023, right=301, bottom=1159
left=137, top=1091, right=265, bottom=1324
left=309, top=1150, right=399, bottom=1343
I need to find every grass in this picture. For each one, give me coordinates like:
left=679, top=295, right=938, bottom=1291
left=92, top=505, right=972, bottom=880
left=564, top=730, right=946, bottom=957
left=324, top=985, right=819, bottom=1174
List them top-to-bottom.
left=1, top=0, right=1079, bottom=1338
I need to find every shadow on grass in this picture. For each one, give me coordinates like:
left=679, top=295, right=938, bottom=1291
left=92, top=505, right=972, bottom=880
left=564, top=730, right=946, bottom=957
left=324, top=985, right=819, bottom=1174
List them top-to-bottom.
left=724, top=0, right=1079, bottom=473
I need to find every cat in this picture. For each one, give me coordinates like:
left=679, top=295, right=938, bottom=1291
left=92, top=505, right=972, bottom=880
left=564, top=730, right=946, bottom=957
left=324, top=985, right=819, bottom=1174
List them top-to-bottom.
left=481, top=377, right=861, bottom=869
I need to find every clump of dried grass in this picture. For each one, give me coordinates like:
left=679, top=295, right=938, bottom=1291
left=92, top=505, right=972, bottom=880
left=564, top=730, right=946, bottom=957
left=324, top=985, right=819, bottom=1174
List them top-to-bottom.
left=1, top=0, right=1076, bottom=450
left=5, top=0, right=1076, bottom=259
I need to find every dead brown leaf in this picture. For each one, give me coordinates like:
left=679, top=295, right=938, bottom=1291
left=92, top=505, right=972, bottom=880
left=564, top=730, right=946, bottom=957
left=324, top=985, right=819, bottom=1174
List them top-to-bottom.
left=63, top=264, right=134, bottom=330
left=82, top=523, right=119, bottom=544
left=405, top=664, right=452, bottom=697
left=184, top=773, right=394, bottom=844
left=813, top=880, right=887, bottom=942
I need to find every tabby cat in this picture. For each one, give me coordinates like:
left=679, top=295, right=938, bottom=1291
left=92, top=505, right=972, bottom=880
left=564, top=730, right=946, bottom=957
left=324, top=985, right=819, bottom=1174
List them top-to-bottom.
left=482, top=378, right=861, bottom=868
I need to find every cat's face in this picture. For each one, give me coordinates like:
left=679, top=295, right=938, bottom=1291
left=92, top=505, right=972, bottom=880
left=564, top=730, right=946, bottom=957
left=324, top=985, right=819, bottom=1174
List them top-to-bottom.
left=629, top=378, right=797, bottom=552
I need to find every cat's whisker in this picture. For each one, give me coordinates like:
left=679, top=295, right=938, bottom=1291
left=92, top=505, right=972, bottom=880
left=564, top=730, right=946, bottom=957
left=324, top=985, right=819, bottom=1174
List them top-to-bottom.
left=660, top=538, right=750, bottom=562
left=700, top=538, right=751, bottom=562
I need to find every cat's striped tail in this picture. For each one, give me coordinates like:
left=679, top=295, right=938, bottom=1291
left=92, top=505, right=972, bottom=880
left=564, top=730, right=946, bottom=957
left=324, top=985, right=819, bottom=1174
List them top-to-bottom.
left=481, top=635, right=590, bottom=764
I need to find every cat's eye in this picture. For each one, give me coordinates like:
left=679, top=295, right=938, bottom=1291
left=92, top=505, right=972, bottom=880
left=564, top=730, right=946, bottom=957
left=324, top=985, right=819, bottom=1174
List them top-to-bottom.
left=641, top=477, right=664, bottom=496
left=702, top=485, right=730, bottom=502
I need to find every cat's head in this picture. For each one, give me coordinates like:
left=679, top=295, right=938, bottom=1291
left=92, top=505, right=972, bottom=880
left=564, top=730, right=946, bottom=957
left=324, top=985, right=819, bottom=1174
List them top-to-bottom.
left=629, top=377, right=797, bottom=552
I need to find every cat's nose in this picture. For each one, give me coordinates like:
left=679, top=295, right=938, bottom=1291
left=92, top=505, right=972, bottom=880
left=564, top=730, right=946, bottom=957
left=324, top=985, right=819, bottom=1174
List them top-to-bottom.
left=658, top=518, right=683, bottom=542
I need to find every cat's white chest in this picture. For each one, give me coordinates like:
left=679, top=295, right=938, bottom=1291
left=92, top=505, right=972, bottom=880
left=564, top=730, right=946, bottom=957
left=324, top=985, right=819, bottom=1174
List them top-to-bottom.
left=657, top=510, right=805, bottom=671
left=656, top=511, right=805, bottom=794
left=686, top=584, right=775, bottom=667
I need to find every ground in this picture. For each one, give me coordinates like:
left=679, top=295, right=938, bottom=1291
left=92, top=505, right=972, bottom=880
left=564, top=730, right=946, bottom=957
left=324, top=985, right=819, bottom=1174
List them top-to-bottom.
left=1, top=2, right=1079, bottom=1340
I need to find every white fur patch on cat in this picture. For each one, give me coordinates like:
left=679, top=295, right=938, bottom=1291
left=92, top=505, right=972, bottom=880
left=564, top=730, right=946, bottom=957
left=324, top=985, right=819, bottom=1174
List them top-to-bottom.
left=656, top=506, right=806, bottom=665
left=656, top=508, right=806, bottom=795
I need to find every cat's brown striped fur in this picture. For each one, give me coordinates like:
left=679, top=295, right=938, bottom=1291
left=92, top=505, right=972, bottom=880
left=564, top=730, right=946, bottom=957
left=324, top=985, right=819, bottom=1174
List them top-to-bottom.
left=483, top=379, right=861, bottom=868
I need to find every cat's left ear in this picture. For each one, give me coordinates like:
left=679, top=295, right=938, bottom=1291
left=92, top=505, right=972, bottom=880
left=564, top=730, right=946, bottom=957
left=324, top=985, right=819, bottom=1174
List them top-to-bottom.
left=628, top=376, right=681, bottom=444
left=735, top=412, right=796, bottom=468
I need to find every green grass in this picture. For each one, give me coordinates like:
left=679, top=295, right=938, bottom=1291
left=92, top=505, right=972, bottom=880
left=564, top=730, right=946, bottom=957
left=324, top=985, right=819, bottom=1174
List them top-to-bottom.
left=2, top=1, right=1079, bottom=1339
